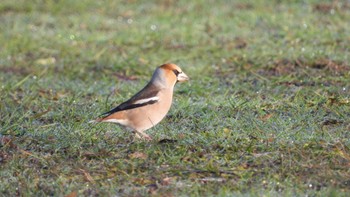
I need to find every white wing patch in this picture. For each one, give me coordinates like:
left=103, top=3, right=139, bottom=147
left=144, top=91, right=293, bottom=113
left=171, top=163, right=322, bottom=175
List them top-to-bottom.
left=133, top=96, right=159, bottom=105
left=101, top=119, right=129, bottom=126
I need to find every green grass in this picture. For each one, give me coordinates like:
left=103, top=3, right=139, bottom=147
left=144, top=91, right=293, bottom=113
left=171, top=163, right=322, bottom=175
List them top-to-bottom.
left=1, top=0, right=350, bottom=196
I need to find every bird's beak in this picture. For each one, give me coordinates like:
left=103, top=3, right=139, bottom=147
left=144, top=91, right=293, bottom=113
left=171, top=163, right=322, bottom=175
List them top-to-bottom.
left=177, top=72, right=189, bottom=82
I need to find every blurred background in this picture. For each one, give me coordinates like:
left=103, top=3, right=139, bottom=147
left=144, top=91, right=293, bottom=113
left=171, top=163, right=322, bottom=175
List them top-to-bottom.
left=1, top=0, right=349, bottom=80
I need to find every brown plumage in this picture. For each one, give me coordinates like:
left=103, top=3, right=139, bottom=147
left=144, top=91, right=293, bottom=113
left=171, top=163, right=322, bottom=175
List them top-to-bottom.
left=91, top=63, right=189, bottom=140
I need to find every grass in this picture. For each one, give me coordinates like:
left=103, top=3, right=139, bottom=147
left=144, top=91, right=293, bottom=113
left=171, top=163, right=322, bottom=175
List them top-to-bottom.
left=1, top=0, right=350, bottom=196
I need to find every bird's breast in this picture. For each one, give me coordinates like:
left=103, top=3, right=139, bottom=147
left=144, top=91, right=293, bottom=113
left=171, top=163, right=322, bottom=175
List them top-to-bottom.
left=127, top=90, right=173, bottom=131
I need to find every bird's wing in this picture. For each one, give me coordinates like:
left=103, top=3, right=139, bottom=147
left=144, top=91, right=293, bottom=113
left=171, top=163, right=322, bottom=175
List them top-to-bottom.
left=100, top=83, right=160, bottom=117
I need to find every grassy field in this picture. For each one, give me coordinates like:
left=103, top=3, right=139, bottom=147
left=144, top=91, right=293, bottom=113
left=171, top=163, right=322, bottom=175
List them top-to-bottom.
left=1, top=0, right=350, bottom=196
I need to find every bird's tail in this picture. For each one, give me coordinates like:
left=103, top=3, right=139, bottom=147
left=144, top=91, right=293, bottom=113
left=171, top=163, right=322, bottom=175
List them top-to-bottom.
left=88, top=117, right=104, bottom=123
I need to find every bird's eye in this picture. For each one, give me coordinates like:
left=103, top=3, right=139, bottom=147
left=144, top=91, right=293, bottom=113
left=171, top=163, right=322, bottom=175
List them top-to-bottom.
left=173, top=70, right=180, bottom=76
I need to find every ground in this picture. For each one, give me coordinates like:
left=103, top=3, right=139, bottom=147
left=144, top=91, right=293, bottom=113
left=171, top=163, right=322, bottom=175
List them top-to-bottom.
left=0, top=0, right=350, bottom=196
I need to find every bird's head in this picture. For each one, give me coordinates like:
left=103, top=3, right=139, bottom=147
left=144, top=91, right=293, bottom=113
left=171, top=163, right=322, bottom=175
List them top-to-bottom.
left=151, top=63, right=189, bottom=88
left=159, top=63, right=189, bottom=83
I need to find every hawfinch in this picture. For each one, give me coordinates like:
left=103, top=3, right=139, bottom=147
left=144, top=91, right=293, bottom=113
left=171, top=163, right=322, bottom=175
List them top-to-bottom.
left=91, top=63, right=189, bottom=140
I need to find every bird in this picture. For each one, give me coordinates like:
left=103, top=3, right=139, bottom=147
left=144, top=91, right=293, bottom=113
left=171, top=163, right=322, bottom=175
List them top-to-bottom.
left=90, top=63, right=189, bottom=140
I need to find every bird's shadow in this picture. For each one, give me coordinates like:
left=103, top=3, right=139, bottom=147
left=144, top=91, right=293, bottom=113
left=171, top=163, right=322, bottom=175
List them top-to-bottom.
left=115, top=138, right=178, bottom=147
left=157, top=139, right=178, bottom=144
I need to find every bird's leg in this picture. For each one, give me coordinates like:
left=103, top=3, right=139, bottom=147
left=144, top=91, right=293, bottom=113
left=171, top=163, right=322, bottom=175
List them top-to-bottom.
left=134, top=130, right=152, bottom=141
left=134, top=132, right=142, bottom=139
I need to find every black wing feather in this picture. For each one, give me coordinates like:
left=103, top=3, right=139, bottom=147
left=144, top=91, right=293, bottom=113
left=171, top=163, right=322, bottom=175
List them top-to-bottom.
left=100, top=83, right=160, bottom=117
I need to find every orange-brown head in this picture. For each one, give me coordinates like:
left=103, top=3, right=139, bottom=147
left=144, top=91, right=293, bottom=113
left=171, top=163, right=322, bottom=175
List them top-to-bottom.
left=150, top=63, right=189, bottom=88
left=159, top=63, right=189, bottom=83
